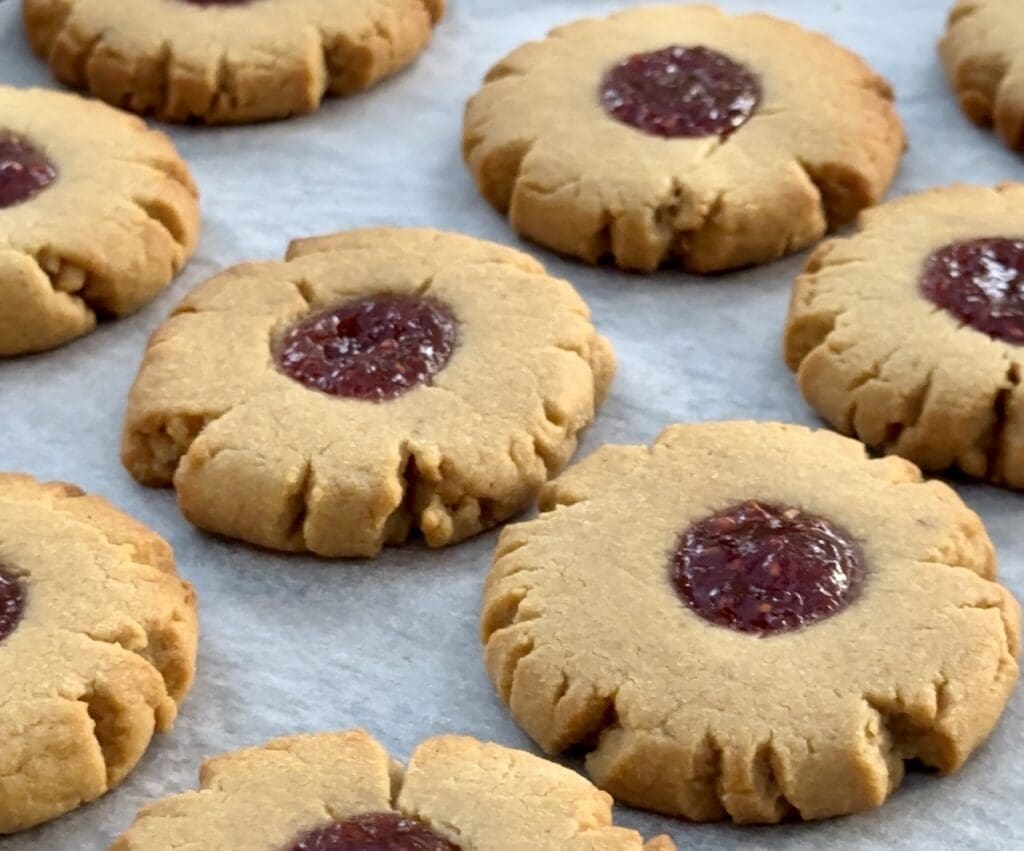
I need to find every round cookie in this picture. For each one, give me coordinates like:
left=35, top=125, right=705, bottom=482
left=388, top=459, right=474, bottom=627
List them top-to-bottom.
left=23, top=0, right=446, bottom=125
left=940, top=0, right=1024, bottom=152
left=462, top=4, right=904, bottom=274
left=0, top=85, right=199, bottom=357
left=785, top=183, right=1024, bottom=488
left=121, top=228, right=615, bottom=558
left=481, top=421, right=1020, bottom=823
left=0, top=474, right=198, bottom=834
left=111, top=730, right=674, bottom=850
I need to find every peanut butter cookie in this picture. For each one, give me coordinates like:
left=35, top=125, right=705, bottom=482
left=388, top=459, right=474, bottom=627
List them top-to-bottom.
left=23, top=0, right=445, bottom=124
left=941, top=0, right=1024, bottom=152
left=463, top=4, right=904, bottom=273
left=0, top=85, right=199, bottom=356
left=786, top=183, right=1024, bottom=488
left=122, top=228, right=615, bottom=557
left=481, top=421, right=1020, bottom=822
left=0, top=474, right=198, bottom=834
left=111, top=730, right=674, bottom=850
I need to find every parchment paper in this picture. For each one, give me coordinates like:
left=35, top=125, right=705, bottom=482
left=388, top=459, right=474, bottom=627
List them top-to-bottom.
left=2, top=0, right=1022, bottom=848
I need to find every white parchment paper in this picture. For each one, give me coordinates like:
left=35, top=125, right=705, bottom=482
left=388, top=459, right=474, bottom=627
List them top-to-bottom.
left=1, top=0, right=1022, bottom=847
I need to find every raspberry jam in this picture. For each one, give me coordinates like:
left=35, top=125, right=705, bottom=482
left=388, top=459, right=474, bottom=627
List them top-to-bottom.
left=600, top=45, right=761, bottom=138
left=0, top=131, right=57, bottom=209
left=920, top=237, right=1024, bottom=346
left=275, top=296, right=457, bottom=401
left=670, top=501, right=864, bottom=635
left=0, top=567, right=25, bottom=643
left=289, top=813, right=460, bottom=851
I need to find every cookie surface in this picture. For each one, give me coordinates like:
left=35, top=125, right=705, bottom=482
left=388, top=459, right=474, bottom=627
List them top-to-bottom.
left=23, top=0, right=445, bottom=124
left=940, top=0, right=1024, bottom=152
left=463, top=4, right=904, bottom=273
left=0, top=85, right=199, bottom=356
left=786, top=183, right=1024, bottom=488
left=122, top=228, right=615, bottom=558
left=481, top=421, right=1020, bottom=822
left=0, top=474, right=198, bottom=834
left=111, top=730, right=674, bottom=851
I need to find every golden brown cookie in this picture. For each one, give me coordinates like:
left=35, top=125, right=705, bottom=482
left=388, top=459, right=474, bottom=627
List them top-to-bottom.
left=23, top=0, right=446, bottom=125
left=940, top=0, right=1024, bottom=152
left=463, top=4, right=904, bottom=274
left=0, top=85, right=199, bottom=356
left=786, top=183, right=1024, bottom=488
left=122, top=228, right=615, bottom=558
left=481, top=421, right=1020, bottom=823
left=0, top=474, right=198, bottom=834
left=110, top=730, right=674, bottom=850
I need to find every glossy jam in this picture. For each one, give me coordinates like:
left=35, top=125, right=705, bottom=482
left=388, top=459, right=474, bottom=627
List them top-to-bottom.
left=600, top=45, right=761, bottom=138
left=0, top=131, right=57, bottom=209
left=920, top=237, right=1024, bottom=346
left=275, top=296, right=457, bottom=401
left=670, top=501, right=864, bottom=635
left=0, top=567, right=25, bottom=643
left=289, top=813, right=461, bottom=851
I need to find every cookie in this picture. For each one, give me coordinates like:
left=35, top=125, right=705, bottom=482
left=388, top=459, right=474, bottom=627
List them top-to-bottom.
left=23, top=0, right=445, bottom=125
left=940, top=0, right=1024, bottom=152
left=462, top=4, right=904, bottom=274
left=0, top=85, right=199, bottom=357
left=785, top=183, right=1024, bottom=488
left=121, top=228, right=615, bottom=558
left=481, top=421, right=1020, bottom=823
left=0, top=474, right=198, bottom=834
left=111, top=730, right=673, bottom=850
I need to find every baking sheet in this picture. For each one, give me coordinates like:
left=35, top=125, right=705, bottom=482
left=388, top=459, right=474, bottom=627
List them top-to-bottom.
left=1, top=0, right=1022, bottom=847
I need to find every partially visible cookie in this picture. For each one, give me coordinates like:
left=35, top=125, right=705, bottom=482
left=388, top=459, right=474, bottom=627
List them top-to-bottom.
left=23, top=0, right=445, bottom=124
left=940, top=0, right=1024, bottom=152
left=463, top=4, right=903, bottom=273
left=0, top=85, right=199, bottom=356
left=786, top=183, right=1024, bottom=488
left=122, top=228, right=615, bottom=557
left=482, top=421, right=1020, bottom=822
left=0, top=474, right=198, bottom=834
left=110, top=730, right=674, bottom=850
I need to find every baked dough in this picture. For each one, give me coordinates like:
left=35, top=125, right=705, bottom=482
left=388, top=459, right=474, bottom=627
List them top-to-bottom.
left=23, top=0, right=445, bottom=124
left=463, top=4, right=904, bottom=273
left=0, top=85, right=199, bottom=356
left=122, top=228, right=615, bottom=557
left=482, top=421, right=1020, bottom=822
left=0, top=474, right=198, bottom=834
left=110, top=730, right=675, bottom=850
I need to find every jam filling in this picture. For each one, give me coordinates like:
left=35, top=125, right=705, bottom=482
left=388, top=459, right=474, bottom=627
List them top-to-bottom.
left=600, top=45, right=761, bottom=138
left=0, top=131, right=57, bottom=209
left=919, top=237, right=1024, bottom=346
left=275, top=296, right=457, bottom=401
left=670, top=501, right=864, bottom=635
left=0, top=566, right=25, bottom=643
left=289, top=813, right=461, bottom=851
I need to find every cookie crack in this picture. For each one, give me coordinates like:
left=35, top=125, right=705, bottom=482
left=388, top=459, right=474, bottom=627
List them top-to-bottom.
left=986, top=360, right=1021, bottom=480
left=126, top=404, right=236, bottom=487
left=862, top=677, right=956, bottom=775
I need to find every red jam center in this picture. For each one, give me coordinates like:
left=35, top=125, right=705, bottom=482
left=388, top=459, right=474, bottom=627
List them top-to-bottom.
left=600, top=45, right=761, bottom=138
left=0, top=131, right=57, bottom=209
left=920, top=237, right=1024, bottom=346
left=275, top=296, right=457, bottom=402
left=670, top=501, right=864, bottom=635
left=0, top=567, right=25, bottom=643
left=289, top=813, right=460, bottom=851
